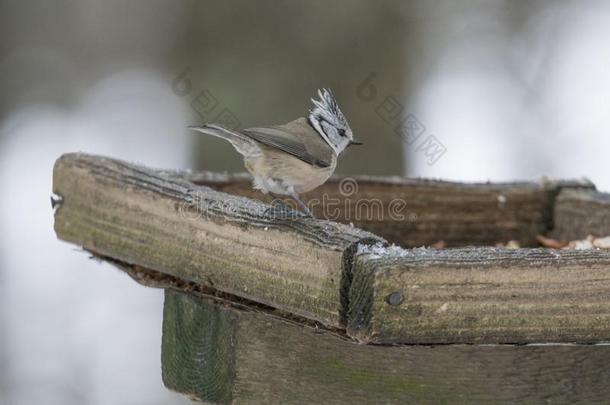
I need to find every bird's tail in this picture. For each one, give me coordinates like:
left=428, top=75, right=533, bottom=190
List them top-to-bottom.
left=189, top=124, right=255, bottom=156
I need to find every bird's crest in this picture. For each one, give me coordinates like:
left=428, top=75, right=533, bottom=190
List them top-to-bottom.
left=309, top=88, right=348, bottom=129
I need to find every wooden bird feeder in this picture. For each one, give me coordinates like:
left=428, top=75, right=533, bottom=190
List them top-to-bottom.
left=53, top=153, right=610, bottom=403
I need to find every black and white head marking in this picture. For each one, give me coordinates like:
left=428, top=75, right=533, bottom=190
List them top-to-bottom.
left=308, top=88, right=356, bottom=155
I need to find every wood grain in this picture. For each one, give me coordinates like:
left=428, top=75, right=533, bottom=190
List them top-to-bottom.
left=53, top=153, right=383, bottom=327
left=553, top=188, right=610, bottom=240
left=348, top=245, right=610, bottom=344
left=163, top=289, right=610, bottom=405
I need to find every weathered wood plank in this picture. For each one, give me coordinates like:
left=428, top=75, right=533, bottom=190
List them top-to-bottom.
left=53, top=153, right=383, bottom=327
left=54, top=153, right=610, bottom=345
left=185, top=171, right=594, bottom=247
left=553, top=188, right=610, bottom=241
left=348, top=245, right=610, bottom=344
left=162, top=289, right=237, bottom=403
left=163, top=289, right=610, bottom=405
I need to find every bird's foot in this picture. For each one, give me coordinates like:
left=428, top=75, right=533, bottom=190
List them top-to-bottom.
left=264, top=193, right=314, bottom=219
left=290, top=193, right=315, bottom=218
left=264, top=198, right=300, bottom=220
left=298, top=205, right=313, bottom=218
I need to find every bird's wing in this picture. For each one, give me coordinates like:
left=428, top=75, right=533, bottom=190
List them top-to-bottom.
left=242, top=123, right=332, bottom=168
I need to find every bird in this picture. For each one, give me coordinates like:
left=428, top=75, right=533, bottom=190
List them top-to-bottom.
left=189, top=88, right=362, bottom=217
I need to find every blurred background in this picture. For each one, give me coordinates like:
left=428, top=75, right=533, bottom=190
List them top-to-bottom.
left=1, top=1, right=609, bottom=404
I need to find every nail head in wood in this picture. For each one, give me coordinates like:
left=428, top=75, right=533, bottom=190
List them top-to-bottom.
left=386, top=291, right=404, bottom=306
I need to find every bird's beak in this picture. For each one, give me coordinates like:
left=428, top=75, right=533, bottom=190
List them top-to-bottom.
left=188, top=125, right=202, bottom=130
left=349, top=140, right=363, bottom=146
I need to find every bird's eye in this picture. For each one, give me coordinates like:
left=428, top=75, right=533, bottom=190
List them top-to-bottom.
left=338, top=129, right=346, bottom=137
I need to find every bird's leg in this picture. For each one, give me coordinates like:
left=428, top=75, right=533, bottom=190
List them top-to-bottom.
left=262, top=191, right=312, bottom=219
left=290, top=193, right=313, bottom=217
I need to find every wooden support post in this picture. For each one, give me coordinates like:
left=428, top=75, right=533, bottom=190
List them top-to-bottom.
left=162, top=289, right=610, bottom=404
